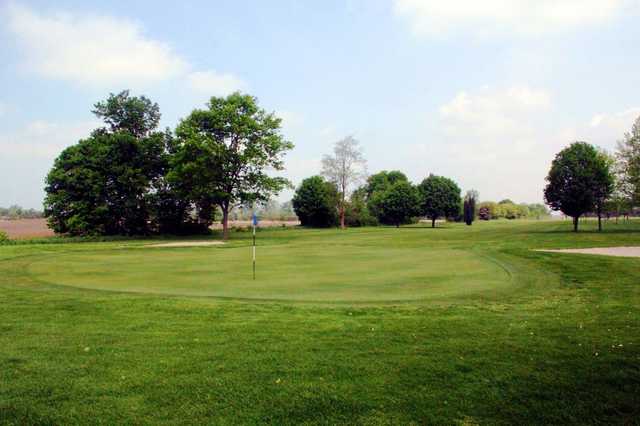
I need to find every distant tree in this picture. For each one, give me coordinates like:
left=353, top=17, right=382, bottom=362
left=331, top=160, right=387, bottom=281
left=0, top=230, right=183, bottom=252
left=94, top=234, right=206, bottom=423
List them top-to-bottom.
left=92, top=90, right=161, bottom=138
left=171, top=93, right=293, bottom=239
left=616, top=115, right=640, bottom=204
left=321, top=136, right=367, bottom=229
left=544, top=142, right=613, bottom=232
left=594, top=149, right=617, bottom=231
left=364, top=170, right=408, bottom=198
left=417, top=174, right=461, bottom=228
left=292, top=176, right=338, bottom=227
left=374, top=181, right=420, bottom=227
left=345, top=187, right=378, bottom=227
left=463, top=190, right=478, bottom=225
left=498, top=199, right=514, bottom=205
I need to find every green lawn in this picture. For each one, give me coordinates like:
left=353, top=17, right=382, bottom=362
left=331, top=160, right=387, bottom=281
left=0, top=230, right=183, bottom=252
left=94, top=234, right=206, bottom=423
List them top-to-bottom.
left=1, top=219, right=640, bottom=424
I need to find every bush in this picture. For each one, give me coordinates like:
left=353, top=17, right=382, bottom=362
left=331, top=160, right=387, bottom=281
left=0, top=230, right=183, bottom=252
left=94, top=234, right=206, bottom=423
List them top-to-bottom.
left=0, top=230, right=9, bottom=243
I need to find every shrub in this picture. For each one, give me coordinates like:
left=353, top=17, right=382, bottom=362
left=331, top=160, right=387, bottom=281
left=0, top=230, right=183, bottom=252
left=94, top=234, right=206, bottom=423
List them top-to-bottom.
left=0, top=230, right=9, bottom=243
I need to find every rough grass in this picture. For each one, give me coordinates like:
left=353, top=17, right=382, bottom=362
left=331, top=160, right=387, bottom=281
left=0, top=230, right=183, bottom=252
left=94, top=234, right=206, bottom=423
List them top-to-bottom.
left=1, top=219, right=640, bottom=424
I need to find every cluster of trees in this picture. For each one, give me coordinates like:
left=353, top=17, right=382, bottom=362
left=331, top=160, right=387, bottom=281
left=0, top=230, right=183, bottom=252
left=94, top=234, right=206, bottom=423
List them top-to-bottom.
left=44, top=91, right=293, bottom=238
left=544, top=115, right=640, bottom=231
left=292, top=138, right=465, bottom=228
left=477, top=200, right=549, bottom=220
left=0, top=205, right=44, bottom=219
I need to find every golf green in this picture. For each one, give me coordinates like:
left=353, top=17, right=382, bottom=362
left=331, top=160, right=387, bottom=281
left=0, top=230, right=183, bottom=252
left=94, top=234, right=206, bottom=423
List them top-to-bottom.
left=26, top=244, right=511, bottom=302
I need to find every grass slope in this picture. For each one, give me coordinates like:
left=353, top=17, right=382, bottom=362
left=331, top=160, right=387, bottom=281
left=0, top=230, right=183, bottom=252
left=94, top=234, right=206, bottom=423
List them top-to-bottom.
left=1, top=219, right=640, bottom=424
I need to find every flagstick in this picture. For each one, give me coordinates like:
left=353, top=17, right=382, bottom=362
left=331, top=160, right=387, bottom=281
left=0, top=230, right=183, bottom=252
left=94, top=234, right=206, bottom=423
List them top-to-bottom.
left=252, top=219, right=256, bottom=280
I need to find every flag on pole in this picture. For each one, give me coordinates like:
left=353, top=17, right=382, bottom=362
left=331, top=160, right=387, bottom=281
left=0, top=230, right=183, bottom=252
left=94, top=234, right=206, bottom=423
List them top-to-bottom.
left=252, top=213, right=258, bottom=280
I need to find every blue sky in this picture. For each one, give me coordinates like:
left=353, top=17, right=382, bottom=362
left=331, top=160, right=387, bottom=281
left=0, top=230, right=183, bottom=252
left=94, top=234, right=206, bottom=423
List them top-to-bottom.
left=1, top=0, right=639, bottom=208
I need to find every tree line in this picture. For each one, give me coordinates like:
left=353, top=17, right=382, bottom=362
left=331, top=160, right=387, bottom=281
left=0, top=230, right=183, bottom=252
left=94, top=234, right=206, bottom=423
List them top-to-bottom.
left=44, top=91, right=293, bottom=239
left=544, top=115, right=640, bottom=231
left=292, top=137, right=554, bottom=229
left=0, top=206, right=44, bottom=219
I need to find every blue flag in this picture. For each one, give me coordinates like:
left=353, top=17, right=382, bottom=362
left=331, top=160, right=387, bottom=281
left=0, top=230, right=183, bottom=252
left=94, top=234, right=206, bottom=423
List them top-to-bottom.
left=252, top=213, right=258, bottom=226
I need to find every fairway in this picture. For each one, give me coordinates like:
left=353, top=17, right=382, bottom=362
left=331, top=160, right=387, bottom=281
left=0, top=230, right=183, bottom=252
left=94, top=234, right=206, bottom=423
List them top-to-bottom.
left=2, top=220, right=640, bottom=424
left=27, top=245, right=510, bottom=302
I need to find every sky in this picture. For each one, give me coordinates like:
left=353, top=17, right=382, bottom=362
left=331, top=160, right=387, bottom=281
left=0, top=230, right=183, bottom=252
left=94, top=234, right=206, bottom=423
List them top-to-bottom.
left=1, top=0, right=639, bottom=209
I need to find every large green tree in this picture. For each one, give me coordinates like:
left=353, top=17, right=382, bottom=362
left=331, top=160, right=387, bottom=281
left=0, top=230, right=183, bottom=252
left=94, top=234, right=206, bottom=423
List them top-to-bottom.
left=44, top=92, right=170, bottom=236
left=171, top=93, right=293, bottom=239
left=616, top=115, right=640, bottom=203
left=544, top=142, right=614, bottom=232
left=417, top=174, right=462, bottom=228
left=292, top=176, right=339, bottom=227
left=374, top=181, right=420, bottom=227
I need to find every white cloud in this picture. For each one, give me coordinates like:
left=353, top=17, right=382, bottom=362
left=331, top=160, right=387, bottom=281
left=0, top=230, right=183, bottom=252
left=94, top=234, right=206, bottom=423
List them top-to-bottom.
left=393, top=0, right=636, bottom=38
left=4, top=3, right=187, bottom=86
left=4, top=3, right=245, bottom=92
left=186, top=71, right=248, bottom=96
left=439, top=86, right=551, bottom=139
left=589, top=107, right=640, bottom=143
left=0, top=119, right=100, bottom=207
left=0, top=120, right=99, bottom=158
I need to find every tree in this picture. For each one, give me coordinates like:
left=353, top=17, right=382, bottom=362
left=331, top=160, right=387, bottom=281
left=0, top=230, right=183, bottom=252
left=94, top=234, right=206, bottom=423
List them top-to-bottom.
left=92, top=90, right=161, bottom=138
left=45, top=92, right=170, bottom=236
left=171, top=93, right=293, bottom=239
left=616, top=115, right=640, bottom=204
left=321, top=136, right=367, bottom=229
left=544, top=142, right=613, bottom=232
left=594, top=149, right=617, bottom=231
left=417, top=174, right=461, bottom=228
left=292, top=176, right=338, bottom=227
left=374, top=181, right=420, bottom=227
left=463, top=190, right=478, bottom=226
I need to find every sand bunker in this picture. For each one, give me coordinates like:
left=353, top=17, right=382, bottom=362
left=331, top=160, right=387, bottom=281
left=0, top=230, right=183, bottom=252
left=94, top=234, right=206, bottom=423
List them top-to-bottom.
left=145, top=241, right=224, bottom=248
left=537, top=247, right=640, bottom=258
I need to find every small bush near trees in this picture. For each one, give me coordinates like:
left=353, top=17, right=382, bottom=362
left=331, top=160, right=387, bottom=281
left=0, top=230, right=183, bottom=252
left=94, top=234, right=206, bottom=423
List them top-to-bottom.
left=292, top=176, right=339, bottom=227
left=478, top=206, right=491, bottom=220
left=0, top=230, right=8, bottom=243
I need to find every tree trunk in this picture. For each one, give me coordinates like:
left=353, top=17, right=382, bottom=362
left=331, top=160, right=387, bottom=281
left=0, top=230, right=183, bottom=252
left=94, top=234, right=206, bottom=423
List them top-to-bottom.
left=221, top=203, right=230, bottom=240
left=339, top=203, right=345, bottom=229
left=597, top=209, right=602, bottom=232
left=573, top=215, right=579, bottom=232
left=431, top=218, right=436, bottom=228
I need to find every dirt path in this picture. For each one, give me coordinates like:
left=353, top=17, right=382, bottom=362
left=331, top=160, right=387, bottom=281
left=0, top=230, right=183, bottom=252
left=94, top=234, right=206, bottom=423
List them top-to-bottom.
left=537, top=247, right=640, bottom=258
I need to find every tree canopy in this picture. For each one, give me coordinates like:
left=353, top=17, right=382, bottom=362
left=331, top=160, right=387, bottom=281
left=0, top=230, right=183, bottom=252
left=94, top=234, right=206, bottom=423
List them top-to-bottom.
left=170, top=92, right=293, bottom=239
left=45, top=93, right=170, bottom=236
left=544, top=141, right=614, bottom=232
left=417, top=174, right=461, bottom=228
left=292, top=176, right=338, bottom=227
left=373, top=181, right=420, bottom=227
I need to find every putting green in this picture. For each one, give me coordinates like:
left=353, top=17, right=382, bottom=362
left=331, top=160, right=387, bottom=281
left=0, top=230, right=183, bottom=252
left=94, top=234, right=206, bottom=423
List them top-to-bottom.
left=26, top=244, right=511, bottom=302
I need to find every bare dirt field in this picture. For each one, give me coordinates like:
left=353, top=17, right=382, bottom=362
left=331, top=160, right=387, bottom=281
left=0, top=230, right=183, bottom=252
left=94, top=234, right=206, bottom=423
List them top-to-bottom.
left=0, top=218, right=299, bottom=239
left=0, top=219, right=55, bottom=239
left=537, top=247, right=640, bottom=258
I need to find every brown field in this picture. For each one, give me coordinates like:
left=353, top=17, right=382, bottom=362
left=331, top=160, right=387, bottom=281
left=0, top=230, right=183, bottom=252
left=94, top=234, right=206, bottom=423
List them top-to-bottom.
left=0, top=218, right=300, bottom=239
left=0, top=218, right=55, bottom=239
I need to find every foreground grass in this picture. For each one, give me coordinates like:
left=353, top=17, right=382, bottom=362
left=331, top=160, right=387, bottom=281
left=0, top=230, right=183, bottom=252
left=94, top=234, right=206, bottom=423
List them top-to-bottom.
left=1, top=219, right=639, bottom=424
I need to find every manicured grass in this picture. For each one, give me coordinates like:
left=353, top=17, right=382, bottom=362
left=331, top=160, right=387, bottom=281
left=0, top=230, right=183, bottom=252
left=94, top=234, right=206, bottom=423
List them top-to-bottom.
left=1, top=219, right=640, bottom=424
